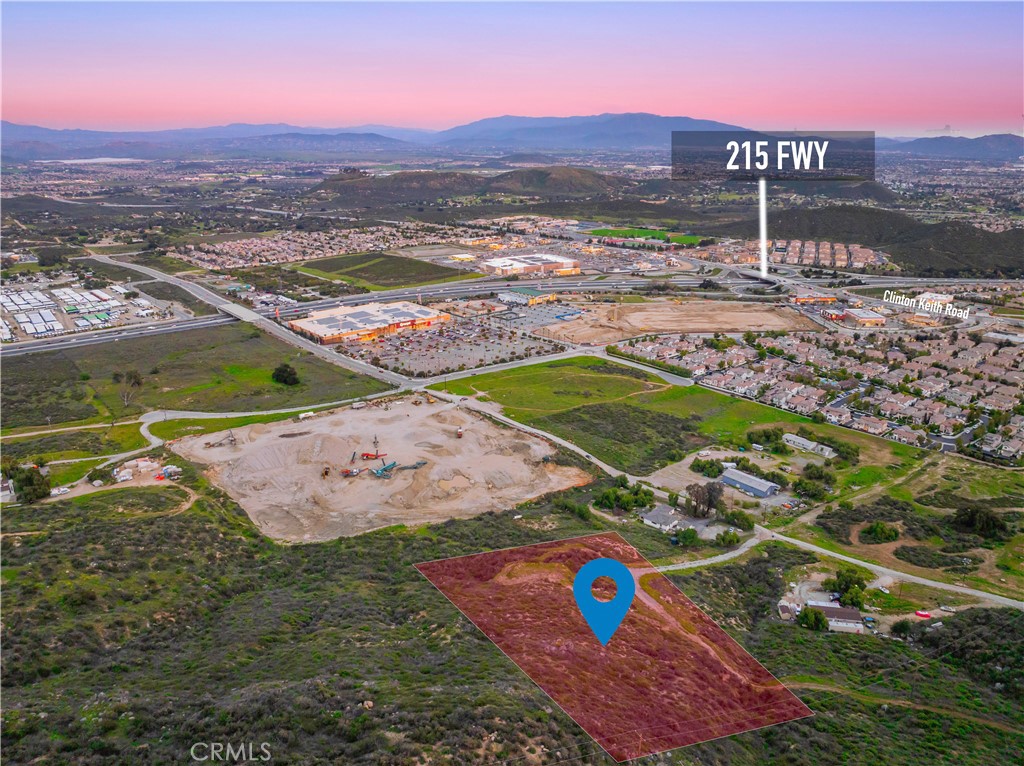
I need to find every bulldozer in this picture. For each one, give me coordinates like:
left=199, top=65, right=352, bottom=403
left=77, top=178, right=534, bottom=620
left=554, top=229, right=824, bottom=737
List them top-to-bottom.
left=204, top=430, right=237, bottom=449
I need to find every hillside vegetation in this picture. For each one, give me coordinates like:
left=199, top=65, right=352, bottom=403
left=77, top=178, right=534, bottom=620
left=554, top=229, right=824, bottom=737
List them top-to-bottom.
left=313, top=166, right=625, bottom=203
left=707, top=205, right=1024, bottom=277
left=3, top=463, right=1022, bottom=765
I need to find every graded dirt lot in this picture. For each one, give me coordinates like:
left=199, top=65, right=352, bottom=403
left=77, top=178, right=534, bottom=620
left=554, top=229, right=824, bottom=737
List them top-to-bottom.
left=541, top=299, right=818, bottom=344
left=171, top=400, right=589, bottom=542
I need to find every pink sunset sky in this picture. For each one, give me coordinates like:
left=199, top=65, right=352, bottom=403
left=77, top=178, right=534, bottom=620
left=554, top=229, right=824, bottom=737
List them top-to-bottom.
left=3, top=2, right=1022, bottom=136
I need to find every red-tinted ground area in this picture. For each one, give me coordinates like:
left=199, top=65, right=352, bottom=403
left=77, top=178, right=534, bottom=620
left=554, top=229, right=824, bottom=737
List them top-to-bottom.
left=416, top=532, right=812, bottom=761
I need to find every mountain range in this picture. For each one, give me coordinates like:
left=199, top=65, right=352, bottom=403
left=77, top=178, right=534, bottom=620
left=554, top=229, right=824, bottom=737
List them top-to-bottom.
left=2, top=115, right=1021, bottom=160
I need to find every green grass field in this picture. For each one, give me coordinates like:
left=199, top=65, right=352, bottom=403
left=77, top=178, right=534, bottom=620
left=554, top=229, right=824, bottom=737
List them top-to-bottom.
left=589, top=228, right=704, bottom=245
left=86, top=243, right=149, bottom=255
left=116, top=252, right=196, bottom=274
left=298, top=252, right=479, bottom=290
left=79, top=257, right=147, bottom=282
left=136, top=282, right=218, bottom=316
left=993, top=306, right=1024, bottom=318
left=1, top=324, right=392, bottom=430
left=432, top=357, right=912, bottom=476
left=147, top=405, right=347, bottom=441
left=2, top=424, right=147, bottom=462
left=46, top=458, right=109, bottom=488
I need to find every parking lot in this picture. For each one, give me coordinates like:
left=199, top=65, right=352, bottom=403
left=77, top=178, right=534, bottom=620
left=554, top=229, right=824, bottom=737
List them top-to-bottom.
left=491, top=302, right=586, bottom=332
left=337, top=313, right=565, bottom=377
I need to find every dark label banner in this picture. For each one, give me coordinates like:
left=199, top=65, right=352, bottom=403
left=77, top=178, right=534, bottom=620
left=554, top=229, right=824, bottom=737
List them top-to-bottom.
left=672, top=130, right=876, bottom=182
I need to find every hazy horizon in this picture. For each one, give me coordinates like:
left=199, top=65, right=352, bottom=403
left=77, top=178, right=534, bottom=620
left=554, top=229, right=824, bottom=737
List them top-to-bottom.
left=3, top=2, right=1022, bottom=137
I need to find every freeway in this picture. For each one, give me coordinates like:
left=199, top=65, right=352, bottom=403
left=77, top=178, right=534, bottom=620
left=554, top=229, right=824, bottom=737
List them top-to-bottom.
left=3, top=255, right=1017, bottom=362
left=0, top=271, right=750, bottom=357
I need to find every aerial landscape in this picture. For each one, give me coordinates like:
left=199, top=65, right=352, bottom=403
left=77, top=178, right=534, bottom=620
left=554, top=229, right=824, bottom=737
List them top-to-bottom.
left=1, top=2, right=1022, bottom=765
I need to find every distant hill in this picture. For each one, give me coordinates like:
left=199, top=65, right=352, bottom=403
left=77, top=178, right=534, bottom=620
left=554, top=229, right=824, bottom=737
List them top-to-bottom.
left=430, top=113, right=744, bottom=150
left=0, top=121, right=417, bottom=160
left=212, top=132, right=407, bottom=156
left=880, top=134, right=1023, bottom=161
left=498, top=153, right=560, bottom=164
left=313, top=166, right=626, bottom=203
left=486, top=167, right=625, bottom=194
left=313, top=170, right=483, bottom=204
left=774, top=180, right=900, bottom=203
left=708, top=205, right=1024, bottom=277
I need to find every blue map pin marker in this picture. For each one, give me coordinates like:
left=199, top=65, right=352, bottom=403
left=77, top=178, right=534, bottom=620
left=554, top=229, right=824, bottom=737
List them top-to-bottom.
left=572, top=558, right=636, bottom=646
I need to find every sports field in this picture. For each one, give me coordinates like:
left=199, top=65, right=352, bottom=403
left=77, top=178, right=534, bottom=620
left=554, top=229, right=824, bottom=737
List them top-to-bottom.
left=589, top=228, right=704, bottom=245
left=297, top=252, right=479, bottom=289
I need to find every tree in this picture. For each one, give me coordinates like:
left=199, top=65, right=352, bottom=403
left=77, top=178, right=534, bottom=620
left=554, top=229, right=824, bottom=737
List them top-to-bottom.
left=272, top=362, right=300, bottom=386
left=115, top=369, right=143, bottom=407
left=4, top=465, right=51, bottom=503
left=705, top=482, right=725, bottom=512
left=686, top=483, right=710, bottom=518
left=667, top=491, right=679, bottom=508
left=953, top=507, right=1008, bottom=539
left=676, top=527, right=700, bottom=547
left=715, top=529, right=740, bottom=547
left=823, top=566, right=867, bottom=597
left=840, top=585, right=865, bottom=609
left=797, top=607, right=829, bottom=631
left=891, top=619, right=914, bottom=637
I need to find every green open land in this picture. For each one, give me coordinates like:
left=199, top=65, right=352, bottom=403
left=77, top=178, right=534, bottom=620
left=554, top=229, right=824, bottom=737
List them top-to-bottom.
left=589, top=228, right=704, bottom=245
left=86, top=243, right=150, bottom=255
left=116, top=251, right=197, bottom=274
left=297, top=252, right=480, bottom=290
left=78, top=257, right=148, bottom=282
left=229, top=264, right=362, bottom=300
left=136, top=281, right=218, bottom=315
left=993, top=306, right=1024, bottom=318
left=1, top=324, right=391, bottom=431
left=431, top=356, right=914, bottom=478
left=147, top=405, right=346, bottom=442
left=2, top=424, right=147, bottom=462
left=793, top=455, right=1024, bottom=599
left=45, top=458, right=109, bottom=488
left=2, top=463, right=1020, bottom=764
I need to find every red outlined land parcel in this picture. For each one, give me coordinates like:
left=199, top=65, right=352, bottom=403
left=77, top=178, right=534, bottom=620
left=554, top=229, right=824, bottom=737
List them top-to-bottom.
left=416, top=532, right=812, bottom=761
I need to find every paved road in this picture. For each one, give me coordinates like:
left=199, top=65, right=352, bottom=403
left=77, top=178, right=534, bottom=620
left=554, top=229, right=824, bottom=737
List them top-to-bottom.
left=0, top=273, right=743, bottom=357
left=765, top=528, right=1023, bottom=609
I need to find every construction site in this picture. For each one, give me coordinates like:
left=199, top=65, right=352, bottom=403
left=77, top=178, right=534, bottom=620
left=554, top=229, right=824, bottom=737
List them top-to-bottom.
left=535, top=299, right=819, bottom=344
left=170, top=397, right=590, bottom=542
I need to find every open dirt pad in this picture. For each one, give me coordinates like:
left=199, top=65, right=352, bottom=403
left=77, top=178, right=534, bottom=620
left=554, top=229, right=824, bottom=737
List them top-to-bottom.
left=543, top=300, right=818, bottom=344
left=171, top=401, right=589, bottom=542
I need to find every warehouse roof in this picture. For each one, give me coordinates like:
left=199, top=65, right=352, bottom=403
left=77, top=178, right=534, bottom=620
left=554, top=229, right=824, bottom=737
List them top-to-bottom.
left=290, top=301, right=445, bottom=336
left=721, top=468, right=780, bottom=494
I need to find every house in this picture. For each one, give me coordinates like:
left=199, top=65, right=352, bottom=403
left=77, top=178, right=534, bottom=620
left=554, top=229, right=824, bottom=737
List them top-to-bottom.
left=821, top=406, right=853, bottom=425
left=853, top=416, right=889, bottom=435
left=890, top=427, right=923, bottom=446
left=782, top=433, right=838, bottom=459
left=641, top=506, right=683, bottom=532
left=805, top=600, right=864, bottom=633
